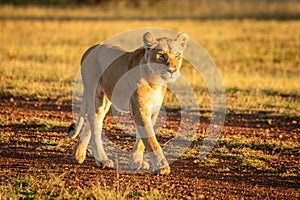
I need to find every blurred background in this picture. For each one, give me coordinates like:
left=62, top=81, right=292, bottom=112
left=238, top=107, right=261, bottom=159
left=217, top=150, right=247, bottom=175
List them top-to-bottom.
left=1, top=0, right=299, bottom=20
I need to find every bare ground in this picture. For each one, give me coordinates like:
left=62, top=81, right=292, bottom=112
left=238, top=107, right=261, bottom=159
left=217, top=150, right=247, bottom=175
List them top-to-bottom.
left=0, top=98, right=299, bottom=199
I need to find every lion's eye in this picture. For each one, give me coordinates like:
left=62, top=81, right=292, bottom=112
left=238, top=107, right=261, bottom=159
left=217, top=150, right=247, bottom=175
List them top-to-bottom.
left=157, top=53, right=166, bottom=61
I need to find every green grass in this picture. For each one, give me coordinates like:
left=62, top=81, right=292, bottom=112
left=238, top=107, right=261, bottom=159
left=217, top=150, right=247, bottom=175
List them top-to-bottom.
left=0, top=116, right=69, bottom=132
left=182, top=134, right=300, bottom=176
left=36, top=138, right=72, bottom=152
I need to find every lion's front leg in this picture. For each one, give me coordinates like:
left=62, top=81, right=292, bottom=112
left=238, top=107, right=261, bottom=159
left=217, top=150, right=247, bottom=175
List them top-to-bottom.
left=131, top=105, right=170, bottom=175
left=140, top=134, right=170, bottom=175
left=130, top=136, right=150, bottom=170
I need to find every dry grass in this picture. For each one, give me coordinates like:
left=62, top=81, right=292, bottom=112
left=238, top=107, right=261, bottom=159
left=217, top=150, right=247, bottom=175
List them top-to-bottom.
left=0, top=0, right=299, bottom=20
left=0, top=4, right=299, bottom=198
left=0, top=17, right=299, bottom=115
left=0, top=172, right=163, bottom=199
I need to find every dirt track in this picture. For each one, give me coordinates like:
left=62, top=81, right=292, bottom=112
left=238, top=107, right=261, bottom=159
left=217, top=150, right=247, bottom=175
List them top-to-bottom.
left=0, top=98, right=299, bottom=199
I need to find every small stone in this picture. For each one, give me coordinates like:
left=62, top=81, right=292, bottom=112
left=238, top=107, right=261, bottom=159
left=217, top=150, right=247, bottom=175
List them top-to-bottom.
left=267, top=119, right=272, bottom=125
left=193, top=159, right=200, bottom=164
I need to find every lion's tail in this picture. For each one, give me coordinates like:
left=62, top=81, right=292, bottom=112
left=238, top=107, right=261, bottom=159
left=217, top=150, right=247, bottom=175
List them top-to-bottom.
left=68, top=94, right=87, bottom=140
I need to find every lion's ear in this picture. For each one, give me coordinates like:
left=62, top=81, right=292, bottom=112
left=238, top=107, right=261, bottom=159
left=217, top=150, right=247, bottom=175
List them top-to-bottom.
left=143, top=32, right=156, bottom=49
left=175, top=33, right=189, bottom=50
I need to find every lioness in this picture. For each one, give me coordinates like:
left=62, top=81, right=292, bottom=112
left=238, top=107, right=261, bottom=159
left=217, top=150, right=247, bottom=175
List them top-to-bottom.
left=68, top=32, right=189, bottom=175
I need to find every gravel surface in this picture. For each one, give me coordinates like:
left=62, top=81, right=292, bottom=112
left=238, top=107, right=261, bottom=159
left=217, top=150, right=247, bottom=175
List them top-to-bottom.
left=1, top=98, right=299, bottom=199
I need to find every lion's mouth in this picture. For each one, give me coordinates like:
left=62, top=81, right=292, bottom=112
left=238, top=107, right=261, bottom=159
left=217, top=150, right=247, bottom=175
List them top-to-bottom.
left=161, top=73, right=178, bottom=82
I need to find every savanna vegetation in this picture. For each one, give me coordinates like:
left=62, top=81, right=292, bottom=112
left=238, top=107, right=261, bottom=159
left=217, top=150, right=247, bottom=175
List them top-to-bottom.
left=0, top=0, right=299, bottom=199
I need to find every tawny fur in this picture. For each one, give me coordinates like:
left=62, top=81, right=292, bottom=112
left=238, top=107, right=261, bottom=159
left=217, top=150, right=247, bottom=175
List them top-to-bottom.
left=68, top=32, right=189, bottom=175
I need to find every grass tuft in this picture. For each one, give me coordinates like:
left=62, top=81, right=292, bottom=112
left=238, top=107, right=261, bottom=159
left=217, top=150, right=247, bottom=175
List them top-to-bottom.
left=0, top=173, right=165, bottom=199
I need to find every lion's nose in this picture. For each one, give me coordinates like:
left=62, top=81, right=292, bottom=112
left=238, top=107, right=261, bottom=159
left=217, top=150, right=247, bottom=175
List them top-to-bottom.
left=166, top=68, right=177, bottom=74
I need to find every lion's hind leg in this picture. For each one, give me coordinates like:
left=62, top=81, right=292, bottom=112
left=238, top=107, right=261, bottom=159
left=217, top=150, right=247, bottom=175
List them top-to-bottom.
left=89, top=90, right=114, bottom=169
left=72, top=122, right=91, bottom=164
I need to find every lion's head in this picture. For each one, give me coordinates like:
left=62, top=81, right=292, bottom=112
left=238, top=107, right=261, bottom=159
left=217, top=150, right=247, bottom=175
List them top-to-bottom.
left=142, top=32, right=189, bottom=83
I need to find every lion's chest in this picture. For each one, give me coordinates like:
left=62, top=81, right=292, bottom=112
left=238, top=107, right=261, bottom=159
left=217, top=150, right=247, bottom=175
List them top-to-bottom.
left=107, top=80, right=165, bottom=113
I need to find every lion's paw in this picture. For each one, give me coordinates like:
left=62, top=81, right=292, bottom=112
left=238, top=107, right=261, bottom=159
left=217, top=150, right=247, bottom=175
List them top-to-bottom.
left=72, top=142, right=86, bottom=164
left=96, top=159, right=114, bottom=169
left=153, top=166, right=170, bottom=175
